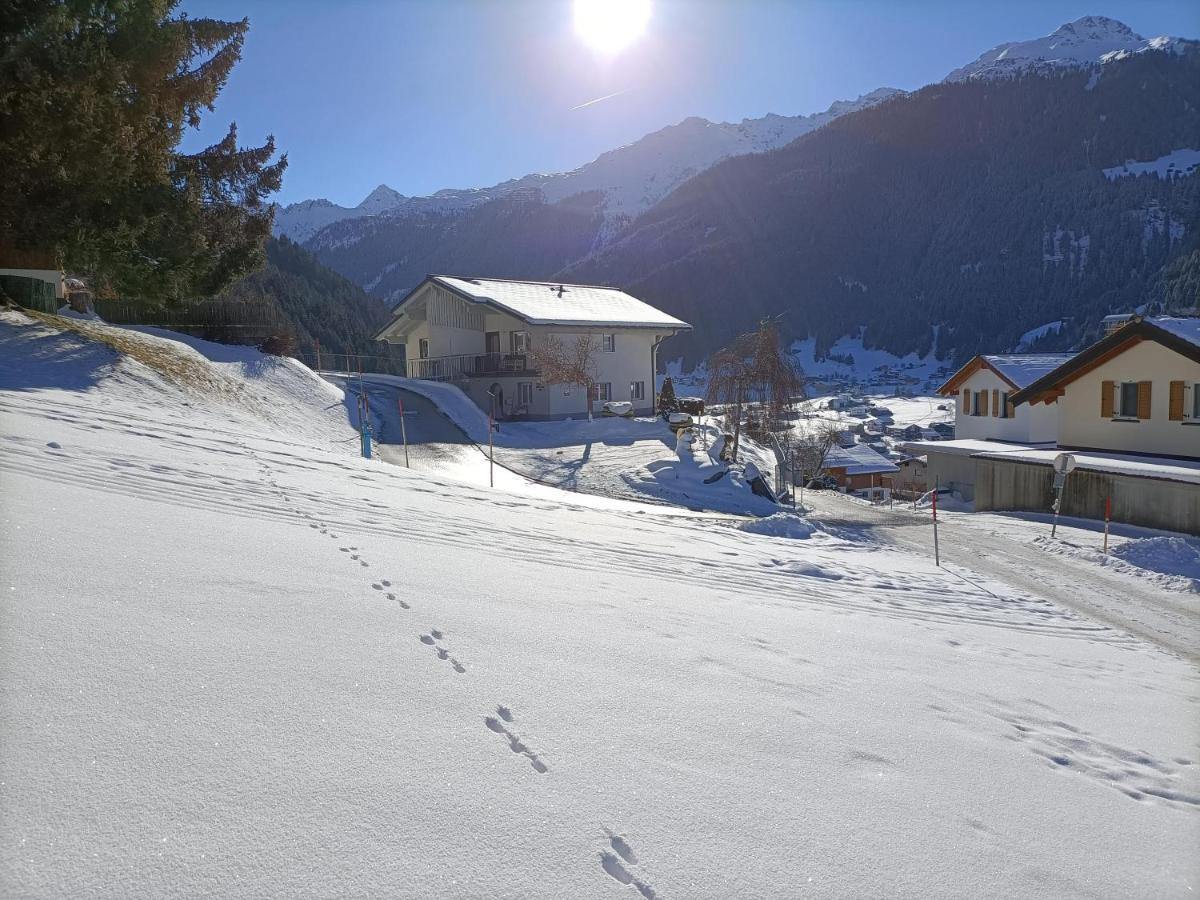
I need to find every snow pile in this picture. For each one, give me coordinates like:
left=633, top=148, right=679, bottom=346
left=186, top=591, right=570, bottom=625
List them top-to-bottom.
left=3, top=310, right=1199, bottom=897
left=736, top=513, right=819, bottom=540
left=1110, top=536, right=1200, bottom=591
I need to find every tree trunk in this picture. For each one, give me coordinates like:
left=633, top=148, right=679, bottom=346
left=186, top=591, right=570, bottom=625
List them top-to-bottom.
left=731, top=380, right=743, bottom=463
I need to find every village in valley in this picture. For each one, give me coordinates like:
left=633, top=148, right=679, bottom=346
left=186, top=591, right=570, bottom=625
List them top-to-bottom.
left=1, top=2, right=1198, bottom=898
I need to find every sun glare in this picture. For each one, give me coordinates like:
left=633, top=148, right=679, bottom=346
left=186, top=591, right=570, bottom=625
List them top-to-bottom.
left=573, top=0, right=651, bottom=56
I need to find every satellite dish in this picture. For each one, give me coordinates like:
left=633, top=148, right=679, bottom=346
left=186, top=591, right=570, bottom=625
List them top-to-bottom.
left=1053, top=453, right=1077, bottom=475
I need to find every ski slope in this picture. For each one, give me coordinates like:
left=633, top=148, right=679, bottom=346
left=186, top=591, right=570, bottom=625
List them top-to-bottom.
left=1, top=311, right=1197, bottom=898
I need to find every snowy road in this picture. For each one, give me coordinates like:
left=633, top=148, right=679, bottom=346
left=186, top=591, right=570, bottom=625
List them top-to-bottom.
left=800, top=491, right=1200, bottom=664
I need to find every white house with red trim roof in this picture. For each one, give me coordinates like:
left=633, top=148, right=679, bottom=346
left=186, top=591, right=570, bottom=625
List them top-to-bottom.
left=374, top=275, right=690, bottom=419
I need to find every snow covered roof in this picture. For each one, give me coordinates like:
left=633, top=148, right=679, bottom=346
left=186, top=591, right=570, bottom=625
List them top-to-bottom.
left=429, top=276, right=690, bottom=330
left=1012, top=316, right=1200, bottom=406
left=1151, top=316, right=1200, bottom=349
left=939, top=353, right=1074, bottom=394
left=981, top=354, right=1076, bottom=389
left=822, top=442, right=899, bottom=475
left=971, top=448, right=1200, bottom=486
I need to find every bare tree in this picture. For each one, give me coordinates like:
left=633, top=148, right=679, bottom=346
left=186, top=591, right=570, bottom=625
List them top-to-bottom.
left=707, top=321, right=804, bottom=461
left=531, top=333, right=601, bottom=419
left=791, top=421, right=843, bottom=486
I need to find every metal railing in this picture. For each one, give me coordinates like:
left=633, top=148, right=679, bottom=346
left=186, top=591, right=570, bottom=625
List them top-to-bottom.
left=408, top=352, right=537, bottom=381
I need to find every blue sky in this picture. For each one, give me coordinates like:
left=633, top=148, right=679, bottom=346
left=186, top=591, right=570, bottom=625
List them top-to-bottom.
left=179, top=0, right=1199, bottom=207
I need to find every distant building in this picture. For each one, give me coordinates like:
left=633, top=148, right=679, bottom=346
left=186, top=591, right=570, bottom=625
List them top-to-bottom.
left=374, top=275, right=690, bottom=419
left=820, top=443, right=899, bottom=491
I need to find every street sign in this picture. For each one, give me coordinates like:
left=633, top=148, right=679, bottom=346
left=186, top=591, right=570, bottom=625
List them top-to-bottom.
left=1053, top=452, right=1077, bottom=475
left=1050, top=453, right=1076, bottom=537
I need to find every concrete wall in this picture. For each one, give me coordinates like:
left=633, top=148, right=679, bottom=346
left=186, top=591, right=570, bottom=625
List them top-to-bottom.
left=1056, top=340, right=1200, bottom=458
left=953, top=368, right=1059, bottom=443
left=923, top=450, right=980, bottom=501
left=975, top=457, right=1200, bottom=535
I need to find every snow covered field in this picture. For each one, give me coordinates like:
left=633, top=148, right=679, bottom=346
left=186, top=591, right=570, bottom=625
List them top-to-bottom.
left=2, top=311, right=1198, bottom=898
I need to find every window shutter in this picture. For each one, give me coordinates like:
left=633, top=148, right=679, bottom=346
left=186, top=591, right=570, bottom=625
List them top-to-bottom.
left=1101, top=380, right=1114, bottom=418
left=1137, top=381, right=1152, bottom=420
left=1169, top=381, right=1185, bottom=421
left=961, top=388, right=969, bottom=414
left=991, top=389, right=999, bottom=417
left=980, top=390, right=989, bottom=417
left=1007, top=398, right=1016, bottom=418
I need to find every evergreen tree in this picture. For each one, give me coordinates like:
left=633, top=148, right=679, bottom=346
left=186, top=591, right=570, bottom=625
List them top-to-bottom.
left=0, top=0, right=286, bottom=299
left=657, top=376, right=677, bottom=414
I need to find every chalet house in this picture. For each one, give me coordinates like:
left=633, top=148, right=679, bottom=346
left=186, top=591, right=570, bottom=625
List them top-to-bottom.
left=374, top=275, right=690, bottom=419
left=1011, top=316, right=1200, bottom=460
left=898, top=353, right=1072, bottom=499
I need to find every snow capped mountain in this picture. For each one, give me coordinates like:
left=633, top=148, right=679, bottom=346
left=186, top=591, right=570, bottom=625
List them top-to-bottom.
left=944, top=15, right=1190, bottom=82
left=274, top=88, right=905, bottom=245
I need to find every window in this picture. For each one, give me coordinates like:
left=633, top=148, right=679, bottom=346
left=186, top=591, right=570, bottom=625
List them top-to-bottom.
left=510, top=331, right=529, bottom=353
left=600, top=334, right=615, bottom=352
left=418, top=338, right=429, bottom=359
left=630, top=381, right=645, bottom=401
left=1117, top=381, right=1139, bottom=418
left=517, top=382, right=534, bottom=408
left=591, top=382, right=612, bottom=402
left=1194, top=384, right=1200, bottom=421
left=971, top=390, right=988, bottom=416
left=999, top=391, right=1010, bottom=418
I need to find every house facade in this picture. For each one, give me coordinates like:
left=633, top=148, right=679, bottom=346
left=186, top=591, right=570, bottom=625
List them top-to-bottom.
left=374, top=275, right=690, bottom=419
left=1012, top=317, right=1200, bottom=459
left=939, top=354, right=1072, bottom=443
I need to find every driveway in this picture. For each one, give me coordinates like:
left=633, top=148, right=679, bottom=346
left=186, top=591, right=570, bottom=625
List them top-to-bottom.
left=800, top=489, right=1199, bottom=664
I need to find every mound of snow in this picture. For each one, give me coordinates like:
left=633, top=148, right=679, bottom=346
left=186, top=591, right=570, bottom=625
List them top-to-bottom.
left=737, top=513, right=819, bottom=540
left=1110, top=536, right=1200, bottom=588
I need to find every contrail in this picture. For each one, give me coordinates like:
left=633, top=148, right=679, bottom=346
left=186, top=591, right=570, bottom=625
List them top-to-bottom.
left=570, top=88, right=633, bottom=111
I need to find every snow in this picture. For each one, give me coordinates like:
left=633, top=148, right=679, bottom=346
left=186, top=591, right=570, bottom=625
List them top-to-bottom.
left=944, top=16, right=1188, bottom=82
left=277, top=88, right=906, bottom=248
left=1103, top=148, right=1200, bottom=181
left=427, top=276, right=690, bottom=329
left=3, top=310, right=1200, bottom=897
left=1152, top=315, right=1200, bottom=349
left=1014, top=320, right=1065, bottom=351
left=790, top=331, right=949, bottom=394
left=981, top=354, right=1074, bottom=389
left=902, top=438, right=1054, bottom=457
left=821, top=442, right=898, bottom=475
left=972, top=447, right=1200, bottom=486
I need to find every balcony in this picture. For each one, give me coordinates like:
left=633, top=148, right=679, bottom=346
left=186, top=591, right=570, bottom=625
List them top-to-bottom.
left=407, top=352, right=539, bottom=382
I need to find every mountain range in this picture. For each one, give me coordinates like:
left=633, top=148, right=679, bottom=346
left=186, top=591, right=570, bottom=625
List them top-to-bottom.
left=269, top=16, right=1198, bottom=369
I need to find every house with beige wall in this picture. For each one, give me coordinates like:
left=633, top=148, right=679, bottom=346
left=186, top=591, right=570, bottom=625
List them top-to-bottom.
left=374, top=275, right=690, bottom=419
left=1012, top=317, right=1200, bottom=459
left=901, top=353, right=1071, bottom=499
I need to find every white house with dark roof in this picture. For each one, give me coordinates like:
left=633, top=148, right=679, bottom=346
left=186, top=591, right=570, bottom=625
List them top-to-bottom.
left=374, top=275, right=690, bottom=419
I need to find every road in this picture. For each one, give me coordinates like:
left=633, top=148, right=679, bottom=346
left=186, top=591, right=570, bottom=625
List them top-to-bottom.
left=801, top=489, right=1199, bottom=664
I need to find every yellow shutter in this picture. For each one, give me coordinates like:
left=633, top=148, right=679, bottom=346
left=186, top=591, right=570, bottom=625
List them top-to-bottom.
left=1101, top=380, right=1114, bottom=418
left=1169, top=380, right=1185, bottom=421
left=1137, top=381, right=1152, bottom=420
left=961, top=387, right=969, bottom=414
left=991, top=389, right=999, bottom=417
left=980, top=390, right=989, bottom=417
left=1007, top=398, right=1016, bottom=418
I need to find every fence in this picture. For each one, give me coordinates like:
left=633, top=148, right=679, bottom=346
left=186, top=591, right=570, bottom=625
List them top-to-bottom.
left=0, top=274, right=58, bottom=314
left=92, top=298, right=291, bottom=331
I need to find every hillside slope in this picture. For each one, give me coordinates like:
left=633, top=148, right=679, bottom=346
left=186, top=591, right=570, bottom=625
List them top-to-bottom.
left=563, top=49, right=1200, bottom=366
left=2, top=309, right=1198, bottom=896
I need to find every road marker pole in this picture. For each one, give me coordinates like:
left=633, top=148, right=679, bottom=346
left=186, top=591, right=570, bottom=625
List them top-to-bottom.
left=398, top=395, right=410, bottom=468
left=932, top=478, right=940, bottom=568
left=1103, top=495, right=1112, bottom=553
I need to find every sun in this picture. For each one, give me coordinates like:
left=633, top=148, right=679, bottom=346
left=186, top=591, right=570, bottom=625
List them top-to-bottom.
left=573, top=0, right=651, bottom=56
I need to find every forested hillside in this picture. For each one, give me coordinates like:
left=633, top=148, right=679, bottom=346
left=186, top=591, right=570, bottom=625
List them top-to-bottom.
left=563, top=49, right=1200, bottom=366
left=308, top=190, right=607, bottom=303
left=219, top=237, right=390, bottom=357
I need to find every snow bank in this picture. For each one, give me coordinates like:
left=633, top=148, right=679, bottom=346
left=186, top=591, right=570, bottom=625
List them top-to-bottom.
left=3, top=309, right=1198, bottom=897
left=737, top=513, right=819, bottom=539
